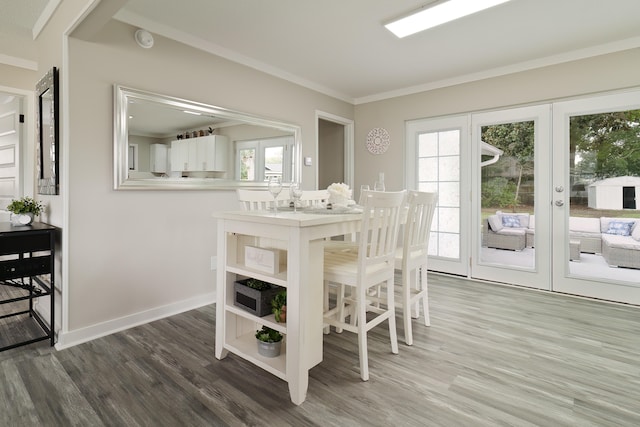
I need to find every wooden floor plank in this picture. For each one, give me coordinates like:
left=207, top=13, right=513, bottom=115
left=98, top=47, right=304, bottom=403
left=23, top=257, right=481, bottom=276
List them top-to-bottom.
left=1, top=273, right=640, bottom=426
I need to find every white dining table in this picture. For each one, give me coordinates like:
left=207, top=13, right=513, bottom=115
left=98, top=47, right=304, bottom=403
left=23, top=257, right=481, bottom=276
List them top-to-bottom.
left=213, top=208, right=363, bottom=405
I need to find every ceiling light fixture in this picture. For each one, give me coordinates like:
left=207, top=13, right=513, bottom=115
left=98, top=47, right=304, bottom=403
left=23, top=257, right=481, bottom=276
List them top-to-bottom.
left=385, top=0, right=512, bottom=38
left=183, top=110, right=202, bottom=116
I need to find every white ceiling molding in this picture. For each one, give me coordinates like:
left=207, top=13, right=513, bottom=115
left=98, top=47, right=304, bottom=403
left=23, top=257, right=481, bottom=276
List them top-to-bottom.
left=32, top=0, right=62, bottom=40
left=113, top=9, right=356, bottom=104
left=354, top=35, right=640, bottom=105
left=0, top=53, right=38, bottom=71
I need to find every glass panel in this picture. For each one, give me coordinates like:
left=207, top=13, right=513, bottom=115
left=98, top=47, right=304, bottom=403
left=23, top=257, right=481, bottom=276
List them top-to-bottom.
left=568, top=109, right=640, bottom=282
left=480, top=120, right=535, bottom=269
left=417, top=130, right=460, bottom=260
left=439, top=130, right=460, bottom=155
left=418, top=133, right=438, bottom=156
left=264, top=146, right=284, bottom=181
left=239, top=148, right=255, bottom=180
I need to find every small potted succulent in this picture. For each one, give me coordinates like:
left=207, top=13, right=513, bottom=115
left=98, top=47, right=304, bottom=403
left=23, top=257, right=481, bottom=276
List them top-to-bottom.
left=6, top=196, right=43, bottom=226
left=271, top=290, right=287, bottom=323
left=255, top=326, right=283, bottom=357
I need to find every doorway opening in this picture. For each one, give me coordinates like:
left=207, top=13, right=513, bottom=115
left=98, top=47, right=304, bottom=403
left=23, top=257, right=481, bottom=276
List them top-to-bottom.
left=316, top=111, right=354, bottom=190
left=623, top=186, right=636, bottom=209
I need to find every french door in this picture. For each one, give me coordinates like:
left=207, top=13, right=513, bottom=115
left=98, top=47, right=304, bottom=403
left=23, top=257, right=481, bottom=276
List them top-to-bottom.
left=408, top=90, right=640, bottom=305
left=552, top=90, right=640, bottom=305
left=471, top=105, right=552, bottom=290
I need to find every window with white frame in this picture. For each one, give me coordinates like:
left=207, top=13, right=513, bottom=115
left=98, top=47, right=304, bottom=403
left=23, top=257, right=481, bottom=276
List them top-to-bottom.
left=406, top=115, right=468, bottom=276
left=417, top=129, right=461, bottom=259
left=235, top=136, right=294, bottom=182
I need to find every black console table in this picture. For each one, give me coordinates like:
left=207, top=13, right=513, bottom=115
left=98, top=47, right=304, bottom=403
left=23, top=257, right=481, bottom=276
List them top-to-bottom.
left=0, top=222, right=56, bottom=351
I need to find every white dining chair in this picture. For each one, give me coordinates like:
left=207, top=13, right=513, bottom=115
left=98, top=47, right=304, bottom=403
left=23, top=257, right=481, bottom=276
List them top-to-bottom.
left=236, top=188, right=288, bottom=211
left=298, top=189, right=330, bottom=208
left=323, top=190, right=406, bottom=381
left=394, top=190, right=437, bottom=345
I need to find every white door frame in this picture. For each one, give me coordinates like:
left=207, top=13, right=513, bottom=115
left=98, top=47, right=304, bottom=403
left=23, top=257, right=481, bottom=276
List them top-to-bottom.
left=0, top=86, right=35, bottom=198
left=552, top=89, right=640, bottom=304
left=471, top=104, right=552, bottom=290
left=315, top=111, right=354, bottom=189
left=405, top=114, right=470, bottom=276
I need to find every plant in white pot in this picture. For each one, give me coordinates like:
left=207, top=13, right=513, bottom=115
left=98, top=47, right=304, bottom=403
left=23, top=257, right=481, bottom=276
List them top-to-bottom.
left=6, top=197, right=43, bottom=226
left=255, top=326, right=283, bottom=358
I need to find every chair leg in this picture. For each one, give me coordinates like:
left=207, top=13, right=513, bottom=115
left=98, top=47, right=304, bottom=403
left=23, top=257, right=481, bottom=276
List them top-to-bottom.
left=420, top=266, right=430, bottom=327
left=402, top=268, right=413, bottom=346
left=411, top=268, right=420, bottom=319
left=386, top=278, right=399, bottom=355
left=323, top=280, right=330, bottom=334
left=336, top=283, right=345, bottom=333
left=357, top=286, right=369, bottom=381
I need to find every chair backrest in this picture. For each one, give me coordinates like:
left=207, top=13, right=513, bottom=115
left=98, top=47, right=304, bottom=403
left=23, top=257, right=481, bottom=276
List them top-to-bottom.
left=236, top=189, right=288, bottom=211
left=299, top=189, right=330, bottom=207
left=358, top=190, right=407, bottom=269
left=402, top=190, right=438, bottom=266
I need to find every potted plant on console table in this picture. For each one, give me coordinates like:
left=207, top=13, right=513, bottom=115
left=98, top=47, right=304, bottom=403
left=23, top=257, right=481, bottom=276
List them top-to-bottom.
left=6, top=197, right=43, bottom=226
left=255, top=326, right=283, bottom=358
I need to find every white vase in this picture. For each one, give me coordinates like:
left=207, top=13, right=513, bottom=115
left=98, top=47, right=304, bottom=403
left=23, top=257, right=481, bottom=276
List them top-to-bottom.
left=10, top=212, right=34, bottom=226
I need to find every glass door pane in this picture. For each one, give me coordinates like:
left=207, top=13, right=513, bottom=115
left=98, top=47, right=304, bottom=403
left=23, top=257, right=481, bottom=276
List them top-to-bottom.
left=553, top=90, right=640, bottom=305
left=471, top=105, right=551, bottom=290
left=568, top=109, right=640, bottom=282
left=405, top=115, right=469, bottom=276
left=480, top=120, right=535, bottom=269
left=418, top=129, right=461, bottom=259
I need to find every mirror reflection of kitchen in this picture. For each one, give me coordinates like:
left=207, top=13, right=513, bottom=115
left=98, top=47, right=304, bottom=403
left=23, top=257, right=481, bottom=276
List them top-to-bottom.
left=122, top=90, right=296, bottom=186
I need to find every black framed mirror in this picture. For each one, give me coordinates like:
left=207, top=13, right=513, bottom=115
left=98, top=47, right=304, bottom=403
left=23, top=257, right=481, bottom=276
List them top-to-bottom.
left=36, top=67, right=59, bottom=195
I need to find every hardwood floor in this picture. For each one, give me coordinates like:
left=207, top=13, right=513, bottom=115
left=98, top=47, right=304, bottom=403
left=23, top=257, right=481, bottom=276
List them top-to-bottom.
left=1, top=274, right=640, bottom=426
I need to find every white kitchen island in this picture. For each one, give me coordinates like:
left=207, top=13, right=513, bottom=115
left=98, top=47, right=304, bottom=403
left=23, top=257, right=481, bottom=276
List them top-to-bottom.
left=213, top=209, right=362, bottom=405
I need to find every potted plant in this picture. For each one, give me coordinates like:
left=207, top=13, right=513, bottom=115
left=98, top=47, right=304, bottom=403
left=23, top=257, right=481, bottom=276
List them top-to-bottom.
left=6, top=196, right=44, bottom=226
left=233, top=278, right=282, bottom=317
left=271, top=290, right=287, bottom=323
left=255, top=326, right=283, bottom=357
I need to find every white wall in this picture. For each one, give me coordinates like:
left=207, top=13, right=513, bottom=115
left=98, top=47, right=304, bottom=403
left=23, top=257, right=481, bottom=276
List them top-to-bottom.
left=62, top=18, right=353, bottom=340
left=353, top=49, right=640, bottom=193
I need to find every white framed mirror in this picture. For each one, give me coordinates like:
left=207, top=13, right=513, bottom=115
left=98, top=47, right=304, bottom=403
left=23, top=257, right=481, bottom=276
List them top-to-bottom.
left=113, top=85, right=301, bottom=190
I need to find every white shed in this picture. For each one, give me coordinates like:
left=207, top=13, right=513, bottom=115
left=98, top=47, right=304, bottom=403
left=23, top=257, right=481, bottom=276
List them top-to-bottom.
left=588, top=176, right=640, bottom=210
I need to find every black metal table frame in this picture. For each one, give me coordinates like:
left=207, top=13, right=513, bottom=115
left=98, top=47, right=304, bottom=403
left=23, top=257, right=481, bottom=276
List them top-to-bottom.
left=0, top=222, right=56, bottom=352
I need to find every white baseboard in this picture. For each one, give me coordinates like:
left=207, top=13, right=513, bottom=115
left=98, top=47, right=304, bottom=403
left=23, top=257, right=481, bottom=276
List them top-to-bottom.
left=55, top=292, right=216, bottom=350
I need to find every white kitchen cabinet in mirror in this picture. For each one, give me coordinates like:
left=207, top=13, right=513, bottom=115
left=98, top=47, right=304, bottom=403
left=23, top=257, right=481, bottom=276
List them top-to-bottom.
left=113, top=85, right=301, bottom=190
left=170, top=135, right=228, bottom=174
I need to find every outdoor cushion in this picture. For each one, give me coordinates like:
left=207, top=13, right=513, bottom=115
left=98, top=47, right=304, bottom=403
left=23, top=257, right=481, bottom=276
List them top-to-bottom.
left=497, top=211, right=530, bottom=228
left=488, top=215, right=503, bottom=232
left=502, top=215, right=521, bottom=228
left=569, top=217, right=600, bottom=234
left=600, top=217, right=637, bottom=233
left=605, top=220, right=635, bottom=236
left=633, top=223, right=640, bottom=242
left=495, top=227, right=526, bottom=236
left=602, top=233, right=640, bottom=250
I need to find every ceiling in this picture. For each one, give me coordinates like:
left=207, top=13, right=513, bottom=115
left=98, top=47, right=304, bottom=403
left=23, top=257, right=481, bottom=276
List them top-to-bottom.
left=0, top=0, right=49, bottom=38
left=3, top=0, right=640, bottom=104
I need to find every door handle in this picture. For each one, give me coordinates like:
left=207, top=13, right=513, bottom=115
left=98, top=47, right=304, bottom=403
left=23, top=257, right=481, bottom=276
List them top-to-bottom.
left=555, top=200, right=564, bottom=207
